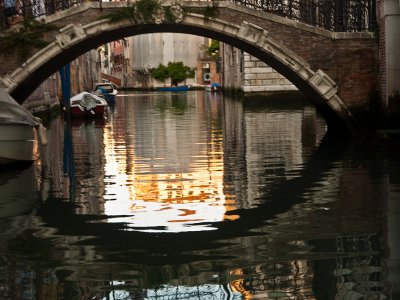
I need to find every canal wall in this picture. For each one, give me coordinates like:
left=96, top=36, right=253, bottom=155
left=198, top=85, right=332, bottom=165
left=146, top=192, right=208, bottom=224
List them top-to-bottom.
left=22, top=50, right=101, bottom=117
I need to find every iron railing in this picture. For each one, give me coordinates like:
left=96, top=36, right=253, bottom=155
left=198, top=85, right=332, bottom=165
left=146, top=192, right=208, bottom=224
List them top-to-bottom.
left=0, top=0, right=86, bottom=28
left=1, top=0, right=376, bottom=32
left=230, top=0, right=376, bottom=32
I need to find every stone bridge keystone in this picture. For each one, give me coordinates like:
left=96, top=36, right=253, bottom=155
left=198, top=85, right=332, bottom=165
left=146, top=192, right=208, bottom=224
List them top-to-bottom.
left=56, top=24, right=87, bottom=49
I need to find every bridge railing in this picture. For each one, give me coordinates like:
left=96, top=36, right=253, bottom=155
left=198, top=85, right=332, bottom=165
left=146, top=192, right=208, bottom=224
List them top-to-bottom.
left=0, top=0, right=376, bottom=32
left=0, top=0, right=86, bottom=28
left=230, top=0, right=377, bottom=32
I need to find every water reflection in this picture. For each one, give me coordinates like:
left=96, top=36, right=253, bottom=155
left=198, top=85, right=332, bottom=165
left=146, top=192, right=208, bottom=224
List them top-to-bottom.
left=0, top=91, right=396, bottom=299
left=102, top=92, right=229, bottom=232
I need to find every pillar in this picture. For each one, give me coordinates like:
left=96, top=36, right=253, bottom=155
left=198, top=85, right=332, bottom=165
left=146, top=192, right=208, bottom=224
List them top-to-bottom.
left=383, top=0, right=400, bottom=106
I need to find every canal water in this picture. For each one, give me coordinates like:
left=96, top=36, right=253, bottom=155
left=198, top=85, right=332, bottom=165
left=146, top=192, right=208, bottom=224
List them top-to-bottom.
left=0, top=90, right=399, bottom=299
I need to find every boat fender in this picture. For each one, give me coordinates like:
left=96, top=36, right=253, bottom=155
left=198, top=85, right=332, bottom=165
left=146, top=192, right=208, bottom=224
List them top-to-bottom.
left=37, top=124, right=48, bottom=146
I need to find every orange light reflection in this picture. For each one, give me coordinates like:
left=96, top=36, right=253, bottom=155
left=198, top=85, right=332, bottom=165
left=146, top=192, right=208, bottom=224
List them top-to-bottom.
left=102, top=114, right=237, bottom=232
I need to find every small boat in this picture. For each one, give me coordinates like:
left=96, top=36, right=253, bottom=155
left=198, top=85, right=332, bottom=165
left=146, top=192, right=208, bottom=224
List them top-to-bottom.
left=94, top=82, right=118, bottom=103
left=205, top=82, right=221, bottom=92
left=158, top=85, right=190, bottom=92
left=0, top=88, right=47, bottom=165
left=69, top=92, right=108, bottom=117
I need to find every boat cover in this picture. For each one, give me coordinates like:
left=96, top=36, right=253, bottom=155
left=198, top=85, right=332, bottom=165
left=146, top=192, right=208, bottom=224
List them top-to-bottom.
left=0, top=88, right=40, bottom=126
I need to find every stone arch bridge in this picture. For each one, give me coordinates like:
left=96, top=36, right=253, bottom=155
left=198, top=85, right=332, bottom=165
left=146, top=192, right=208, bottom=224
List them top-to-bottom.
left=0, top=1, right=378, bottom=133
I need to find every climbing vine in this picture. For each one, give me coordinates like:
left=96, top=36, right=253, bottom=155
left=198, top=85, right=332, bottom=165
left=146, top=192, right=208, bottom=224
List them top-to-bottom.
left=102, top=0, right=187, bottom=24
left=103, top=0, right=162, bottom=23
left=135, top=0, right=162, bottom=22
left=203, top=3, right=219, bottom=19
left=102, top=6, right=136, bottom=23
left=0, top=20, right=57, bottom=60
left=133, top=69, right=151, bottom=88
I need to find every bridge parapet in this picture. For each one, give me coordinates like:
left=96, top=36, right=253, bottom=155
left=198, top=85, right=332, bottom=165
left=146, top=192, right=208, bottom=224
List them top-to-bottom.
left=1, top=0, right=376, bottom=32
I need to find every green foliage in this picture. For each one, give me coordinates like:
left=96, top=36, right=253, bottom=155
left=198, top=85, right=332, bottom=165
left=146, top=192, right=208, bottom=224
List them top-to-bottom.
left=103, top=0, right=161, bottom=23
left=136, top=0, right=161, bottom=22
left=203, top=1, right=219, bottom=19
left=102, top=6, right=136, bottom=23
left=164, top=9, right=174, bottom=23
left=0, top=20, right=57, bottom=60
left=208, top=39, right=220, bottom=54
left=151, top=61, right=194, bottom=86
left=167, top=61, right=193, bottom=86
left=151, top=63, right=169, bottom=82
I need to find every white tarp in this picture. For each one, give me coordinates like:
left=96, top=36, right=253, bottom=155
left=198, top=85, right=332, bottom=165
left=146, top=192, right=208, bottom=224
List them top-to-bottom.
left=0, top=88, right=40, bottom=126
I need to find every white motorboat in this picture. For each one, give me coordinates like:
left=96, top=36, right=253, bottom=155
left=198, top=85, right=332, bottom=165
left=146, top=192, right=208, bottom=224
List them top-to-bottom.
left=0, top=89, right=47, bottom=165
left=69, top=91, right=108, bottom=117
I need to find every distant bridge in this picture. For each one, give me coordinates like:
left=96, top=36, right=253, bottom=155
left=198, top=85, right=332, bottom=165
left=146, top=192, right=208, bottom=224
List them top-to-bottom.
left=0, top=0, right=378, bottom=133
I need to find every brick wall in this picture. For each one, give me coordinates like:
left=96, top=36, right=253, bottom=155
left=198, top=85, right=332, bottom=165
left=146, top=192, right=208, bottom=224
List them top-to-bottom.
left=217, top=6, right=379, bottom=110
left=197, top=60, right=220, bottom=85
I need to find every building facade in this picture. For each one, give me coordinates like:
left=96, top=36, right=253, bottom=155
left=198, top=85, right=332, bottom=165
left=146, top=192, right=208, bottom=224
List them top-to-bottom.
left=128, top=33, right=208, bottom=88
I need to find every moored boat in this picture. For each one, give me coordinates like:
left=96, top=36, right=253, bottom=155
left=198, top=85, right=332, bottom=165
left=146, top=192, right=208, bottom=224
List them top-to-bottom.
left=94, top=82, right=118, bottom=103
left=205, top=82, right=221, bottom=92
left=158, top=85, right=190, bottom=92
left=0, top=88, right=47, bottom=165
left=69, top=92, right=108, bottom=117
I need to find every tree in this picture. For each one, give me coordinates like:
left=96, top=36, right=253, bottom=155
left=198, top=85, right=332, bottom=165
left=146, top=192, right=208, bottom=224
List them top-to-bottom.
left=207, top=39, right=220, bottom=55
left=151, top=61, right=194, bottom=86
left=167, top=61, right=193, bottom=86
left=151, top=63, right=169, bottom=82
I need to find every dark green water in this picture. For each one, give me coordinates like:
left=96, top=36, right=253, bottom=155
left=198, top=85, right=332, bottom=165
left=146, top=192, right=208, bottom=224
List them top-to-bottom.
left=0, top=91, right=399, bottom=299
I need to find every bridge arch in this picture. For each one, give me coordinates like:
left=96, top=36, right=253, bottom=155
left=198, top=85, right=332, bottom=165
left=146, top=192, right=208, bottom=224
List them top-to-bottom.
left=1, top=5, right=357, bottom=133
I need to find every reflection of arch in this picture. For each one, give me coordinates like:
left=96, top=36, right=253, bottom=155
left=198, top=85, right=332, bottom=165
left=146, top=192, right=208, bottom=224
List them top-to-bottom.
left=1, top=6, right=355, bottom=132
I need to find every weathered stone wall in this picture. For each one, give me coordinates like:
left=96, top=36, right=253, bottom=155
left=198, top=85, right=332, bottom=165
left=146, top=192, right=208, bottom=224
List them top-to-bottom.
left=377, top=0, right=400, bottom=109
left=377, top=0, right=387, bottom=105
left=221, top=44, right=242, bottom=91
left=22, top=50, right=100, bottom=115
left=22, top=75, right=60, bottom=116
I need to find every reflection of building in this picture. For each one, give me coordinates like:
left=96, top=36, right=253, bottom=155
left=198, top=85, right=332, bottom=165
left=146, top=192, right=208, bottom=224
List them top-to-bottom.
left=103, top=92, right=237, bottom=232
left=143, top=284, right=242, bottom=299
